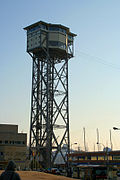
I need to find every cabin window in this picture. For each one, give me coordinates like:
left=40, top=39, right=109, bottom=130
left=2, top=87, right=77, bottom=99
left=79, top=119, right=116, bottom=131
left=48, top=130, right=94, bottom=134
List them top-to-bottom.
left=40, top=24, right=47, bottom=30
left=27, top=26, right=40, bottom=33
left=49, top=26, right=59, bottom=31
left=49, top=27, right=66, bottom=34
left=59, top=28, right=66, bottom=34
left=68, top=35, right=73, bottom=41
left=49, top=41, right=58, bottom=46
left=49, top=41, right=66, bottom=49
left=59, top=42, right=66, bottom=49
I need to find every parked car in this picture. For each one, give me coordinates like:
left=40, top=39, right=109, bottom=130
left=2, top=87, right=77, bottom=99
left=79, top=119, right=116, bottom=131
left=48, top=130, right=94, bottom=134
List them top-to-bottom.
left=51, top=168, right=61, bottom=175
left=116, top=171, right=120, bottom=177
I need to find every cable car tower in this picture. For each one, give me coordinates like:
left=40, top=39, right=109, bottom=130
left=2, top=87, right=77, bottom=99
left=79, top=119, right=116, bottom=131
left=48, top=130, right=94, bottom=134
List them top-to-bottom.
left=24, top=21, right=76, bottom=168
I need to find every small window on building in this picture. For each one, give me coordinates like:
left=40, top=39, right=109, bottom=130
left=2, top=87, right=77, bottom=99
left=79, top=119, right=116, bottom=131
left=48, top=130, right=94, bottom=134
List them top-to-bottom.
left=0, top=141, right=2, bottom=144
left=5, top=141, right=8, bottom=144
left=10, top=141, right=14, bottom=144
left=10, top=141, right=13, bottom=144
left=15, top=141, right=21, bottom=144
left=22, top=141, right=25, bottom=144
left=1, top=152, right=3, bottom=155
left=87, top=155, right=91, bottom=160
left=113, top=155, right=120, bottom=160
left=78, top=156, right=85, bottom=160
left=91, top=156, right=97, bottom=160
left=98, top=156, right=105, bottom=160
left=108, top=156, right=112, bottom=160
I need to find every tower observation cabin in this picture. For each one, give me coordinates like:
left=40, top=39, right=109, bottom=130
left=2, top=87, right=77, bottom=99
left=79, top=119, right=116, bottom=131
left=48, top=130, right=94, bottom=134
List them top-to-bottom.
left=24, top=21, right=76, bottom=168
left=24, top=21, right=76, bottom=60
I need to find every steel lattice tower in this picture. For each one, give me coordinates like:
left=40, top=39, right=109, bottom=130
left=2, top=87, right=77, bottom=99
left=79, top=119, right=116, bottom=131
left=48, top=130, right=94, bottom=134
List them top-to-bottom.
left=24, top=21, right=76, bottom=168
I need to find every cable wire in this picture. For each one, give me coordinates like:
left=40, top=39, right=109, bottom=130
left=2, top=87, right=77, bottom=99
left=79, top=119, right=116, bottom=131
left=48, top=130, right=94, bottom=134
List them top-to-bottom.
left=78, top=51, right=120, bottom=70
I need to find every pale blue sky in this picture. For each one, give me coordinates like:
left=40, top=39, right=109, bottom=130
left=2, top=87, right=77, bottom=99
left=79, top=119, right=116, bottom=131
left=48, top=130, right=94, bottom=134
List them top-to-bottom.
left=1, top=0, right=120, bottom=150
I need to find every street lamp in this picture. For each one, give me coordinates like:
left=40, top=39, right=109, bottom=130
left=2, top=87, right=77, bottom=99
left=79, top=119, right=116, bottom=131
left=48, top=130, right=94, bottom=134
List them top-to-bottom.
left=113, top=127, right=120, bottom=130
left=96, top=142, right=106, bottom=165
left=97, top=142, right=109, bottom=178
left=97, top=142, right=105, bottom=151
left=71, top=143, right=77, bottom=153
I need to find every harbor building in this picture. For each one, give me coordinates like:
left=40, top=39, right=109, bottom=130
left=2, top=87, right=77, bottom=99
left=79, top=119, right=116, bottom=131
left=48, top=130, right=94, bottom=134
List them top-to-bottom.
left=0, top=124, right=27, bottom=169
left=68, top=150, right=120, bottom=179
